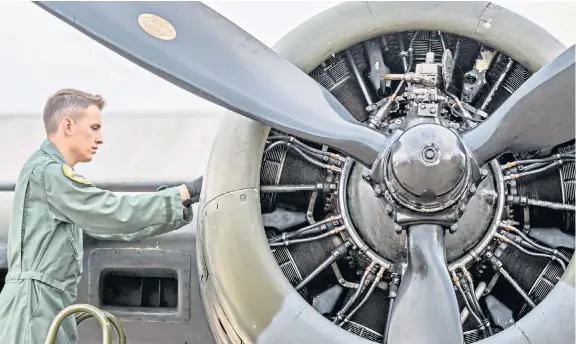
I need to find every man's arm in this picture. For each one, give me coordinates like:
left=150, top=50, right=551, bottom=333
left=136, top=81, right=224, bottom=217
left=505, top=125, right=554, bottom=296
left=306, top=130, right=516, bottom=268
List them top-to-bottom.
left=43, top=162, right=193, bottom=236
left=83, top=181, right=201, bottom=242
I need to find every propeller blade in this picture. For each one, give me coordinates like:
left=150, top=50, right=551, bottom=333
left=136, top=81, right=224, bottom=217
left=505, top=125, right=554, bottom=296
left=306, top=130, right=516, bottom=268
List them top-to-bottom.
left=35, top=1, right=387, bottom=167
left=463, top=45, right=575, bottom=167
left=386, top=224, right=463, bottom=344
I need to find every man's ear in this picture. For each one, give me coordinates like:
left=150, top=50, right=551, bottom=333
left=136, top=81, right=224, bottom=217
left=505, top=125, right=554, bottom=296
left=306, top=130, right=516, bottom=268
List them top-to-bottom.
left=62, top=117, right=74, bottom=136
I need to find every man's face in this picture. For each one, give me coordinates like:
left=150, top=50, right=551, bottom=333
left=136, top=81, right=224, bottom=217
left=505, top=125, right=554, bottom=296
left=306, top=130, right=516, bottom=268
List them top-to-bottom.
left=67, top=105, right=103, bottom=163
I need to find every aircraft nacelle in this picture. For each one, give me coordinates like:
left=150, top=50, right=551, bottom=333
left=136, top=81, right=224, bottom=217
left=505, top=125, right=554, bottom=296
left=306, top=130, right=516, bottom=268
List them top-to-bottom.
left=1, top=2, right=574, bottom=344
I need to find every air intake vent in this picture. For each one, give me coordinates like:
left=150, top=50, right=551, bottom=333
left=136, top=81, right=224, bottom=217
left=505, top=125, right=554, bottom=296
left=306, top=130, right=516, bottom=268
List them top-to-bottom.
left=88, top=248, right=191, bottom=323
left=100, top=268, right=178, bottom=309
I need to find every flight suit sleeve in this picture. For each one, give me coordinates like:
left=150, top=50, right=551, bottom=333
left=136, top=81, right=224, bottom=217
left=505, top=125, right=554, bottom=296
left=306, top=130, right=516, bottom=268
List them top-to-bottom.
left=43, top=163, right=192, bottom=238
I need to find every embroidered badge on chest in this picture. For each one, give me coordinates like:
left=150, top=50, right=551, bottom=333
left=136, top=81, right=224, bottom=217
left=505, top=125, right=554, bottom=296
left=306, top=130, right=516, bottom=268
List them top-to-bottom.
left=62, top=164, right=91, bottom=185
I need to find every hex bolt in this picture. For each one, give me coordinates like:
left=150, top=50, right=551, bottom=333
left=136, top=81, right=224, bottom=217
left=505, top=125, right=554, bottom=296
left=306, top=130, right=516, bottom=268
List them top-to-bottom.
left=420, top=104, right=427, bottom=109
left=429, top=107, right=436, bottom=114
left=362, top=169, right=371, bottom=180
left=481, top=169, right=489, bottom=177
left=374, top=185, right=383, bottom=196
left=469, top=185, right=477, bottom=194
left=385, top=204, right=394, bottom=214
left=459, top=204, right=466, bottom=212
left=394, top=224, right=403, bottom=234
left=449, top=224, right=458, bottom=234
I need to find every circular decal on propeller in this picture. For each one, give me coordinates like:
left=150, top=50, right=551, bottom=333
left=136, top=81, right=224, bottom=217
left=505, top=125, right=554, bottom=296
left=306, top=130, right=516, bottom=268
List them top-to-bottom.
left=137, top=13, right=176, bottom=41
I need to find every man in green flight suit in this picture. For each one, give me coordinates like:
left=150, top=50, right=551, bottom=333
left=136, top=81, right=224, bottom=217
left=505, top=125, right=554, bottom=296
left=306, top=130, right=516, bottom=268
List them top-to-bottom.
left=0, top=88, right=203, bottom=344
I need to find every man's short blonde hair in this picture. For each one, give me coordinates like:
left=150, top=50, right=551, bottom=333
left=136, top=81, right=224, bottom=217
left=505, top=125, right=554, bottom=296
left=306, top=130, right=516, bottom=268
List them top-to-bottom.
left=43, top=88, right=106, bottom=135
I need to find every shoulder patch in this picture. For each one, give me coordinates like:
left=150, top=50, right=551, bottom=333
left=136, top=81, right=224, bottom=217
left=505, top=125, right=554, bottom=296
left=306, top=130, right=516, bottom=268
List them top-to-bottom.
left=62, top=164, right=91, bottom=185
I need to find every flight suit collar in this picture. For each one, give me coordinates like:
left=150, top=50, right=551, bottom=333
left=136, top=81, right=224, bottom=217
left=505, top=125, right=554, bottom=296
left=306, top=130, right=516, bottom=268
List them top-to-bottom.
left=40, top=139, right=67, bottom=165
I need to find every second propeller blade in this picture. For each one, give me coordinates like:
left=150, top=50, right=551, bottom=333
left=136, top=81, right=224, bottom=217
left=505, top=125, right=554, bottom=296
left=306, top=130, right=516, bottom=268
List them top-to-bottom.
left=463, top=45, right=575, bottom=167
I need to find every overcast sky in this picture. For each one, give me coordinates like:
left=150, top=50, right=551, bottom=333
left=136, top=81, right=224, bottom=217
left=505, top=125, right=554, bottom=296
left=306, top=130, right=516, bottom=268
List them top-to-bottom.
left=0, top=1, right=574, bottom=116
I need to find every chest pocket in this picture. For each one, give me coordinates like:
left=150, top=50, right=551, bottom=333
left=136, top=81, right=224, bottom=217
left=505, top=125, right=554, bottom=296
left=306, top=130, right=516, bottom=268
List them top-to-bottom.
left=64, top=223, right=84, bottom=277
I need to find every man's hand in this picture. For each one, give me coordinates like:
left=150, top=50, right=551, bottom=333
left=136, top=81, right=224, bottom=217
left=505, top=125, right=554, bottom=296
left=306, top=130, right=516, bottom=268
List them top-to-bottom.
left=179, top=176, right=203, bottom=207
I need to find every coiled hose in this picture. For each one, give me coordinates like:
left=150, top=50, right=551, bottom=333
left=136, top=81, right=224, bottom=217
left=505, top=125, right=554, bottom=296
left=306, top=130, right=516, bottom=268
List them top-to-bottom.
left=44, top=303, right=126, bottom=344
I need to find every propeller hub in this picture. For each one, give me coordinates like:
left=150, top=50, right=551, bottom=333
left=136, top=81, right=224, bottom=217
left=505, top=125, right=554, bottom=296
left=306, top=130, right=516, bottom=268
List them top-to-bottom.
left=385, top=123, right=471, bottom=212
left=346, top=160, right=498, bottom=263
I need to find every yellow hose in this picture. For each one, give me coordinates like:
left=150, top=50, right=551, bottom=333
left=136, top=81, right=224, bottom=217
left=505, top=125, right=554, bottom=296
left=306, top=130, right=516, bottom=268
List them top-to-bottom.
left=44, top=303, right=126, bottom=344
left=76, top=310, right=127, bottom=344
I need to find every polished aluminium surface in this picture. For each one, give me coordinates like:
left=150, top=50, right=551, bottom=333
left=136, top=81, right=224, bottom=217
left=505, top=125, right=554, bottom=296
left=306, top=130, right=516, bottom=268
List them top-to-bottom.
left=387, top=123, right=470, bottom=212
left=390, top=124, right=467, bottom=198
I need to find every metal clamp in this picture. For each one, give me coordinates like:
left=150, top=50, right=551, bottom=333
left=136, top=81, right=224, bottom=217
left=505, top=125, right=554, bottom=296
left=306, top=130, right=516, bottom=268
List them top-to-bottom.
left=44, top=303, right=126, bottom=344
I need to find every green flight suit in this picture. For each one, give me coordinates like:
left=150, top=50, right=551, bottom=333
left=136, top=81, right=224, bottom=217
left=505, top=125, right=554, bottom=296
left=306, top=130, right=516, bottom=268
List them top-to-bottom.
left=0, top=139, right=192, bottom=344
